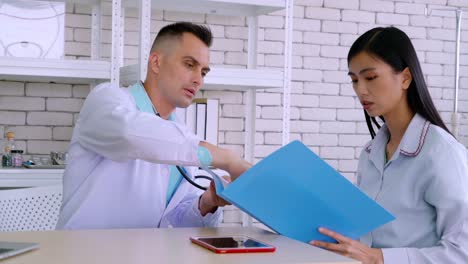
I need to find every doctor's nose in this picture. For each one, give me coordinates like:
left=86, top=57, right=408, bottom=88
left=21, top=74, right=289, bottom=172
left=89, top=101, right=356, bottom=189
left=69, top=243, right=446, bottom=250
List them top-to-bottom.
left=191, top=71, right=203, bottom=89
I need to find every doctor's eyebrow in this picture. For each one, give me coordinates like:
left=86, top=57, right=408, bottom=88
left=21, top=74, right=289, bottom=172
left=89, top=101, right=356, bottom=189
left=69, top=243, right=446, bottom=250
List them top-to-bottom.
left=183, top=56, right=211, bottom=73
left=348, top=67, right=377, bottom=76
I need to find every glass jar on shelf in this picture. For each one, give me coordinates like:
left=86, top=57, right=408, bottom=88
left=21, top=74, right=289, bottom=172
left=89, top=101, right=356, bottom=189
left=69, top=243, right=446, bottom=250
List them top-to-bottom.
left=2, top=131, right=16, bottom=168
left=11, top=150, right=24, bottom=168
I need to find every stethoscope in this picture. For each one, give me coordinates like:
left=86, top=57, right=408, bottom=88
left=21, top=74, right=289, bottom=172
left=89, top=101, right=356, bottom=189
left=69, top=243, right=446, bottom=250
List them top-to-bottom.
left=149, top=94, right=214, bottom=191
left=176, top=165, right=213, bottom=191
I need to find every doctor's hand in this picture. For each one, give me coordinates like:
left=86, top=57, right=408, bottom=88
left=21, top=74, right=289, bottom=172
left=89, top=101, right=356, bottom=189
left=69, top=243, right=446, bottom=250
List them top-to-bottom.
left=225, top=157, right=251, bottom=181
left=199, top=179, right=231, bottom=216
left=310, top=227, right=383, bottom=264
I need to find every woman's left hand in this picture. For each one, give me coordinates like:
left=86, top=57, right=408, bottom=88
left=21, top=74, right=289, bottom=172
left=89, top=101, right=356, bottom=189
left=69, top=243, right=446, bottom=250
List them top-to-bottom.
left=310, top=227, right=384, bottom=264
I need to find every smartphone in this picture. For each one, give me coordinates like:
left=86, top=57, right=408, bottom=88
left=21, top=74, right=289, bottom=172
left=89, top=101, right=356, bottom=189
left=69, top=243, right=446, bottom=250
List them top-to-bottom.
left=190, top=236, right=276, bottom=254
left=0, top=242, right=39, bottom=260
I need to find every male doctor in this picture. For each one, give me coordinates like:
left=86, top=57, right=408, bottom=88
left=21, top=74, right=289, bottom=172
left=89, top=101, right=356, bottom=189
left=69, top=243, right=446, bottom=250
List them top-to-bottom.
left=56, top=22, right=251, bottom=229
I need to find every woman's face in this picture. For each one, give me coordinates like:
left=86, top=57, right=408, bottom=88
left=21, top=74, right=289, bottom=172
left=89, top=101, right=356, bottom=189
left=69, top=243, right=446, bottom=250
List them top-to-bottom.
left=348, top=52, right=412, bottom=118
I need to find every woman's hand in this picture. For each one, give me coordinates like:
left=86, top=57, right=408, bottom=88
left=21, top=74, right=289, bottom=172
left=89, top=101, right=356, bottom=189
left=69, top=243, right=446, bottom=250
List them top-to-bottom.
left=310, top=227, right=384, bottom=264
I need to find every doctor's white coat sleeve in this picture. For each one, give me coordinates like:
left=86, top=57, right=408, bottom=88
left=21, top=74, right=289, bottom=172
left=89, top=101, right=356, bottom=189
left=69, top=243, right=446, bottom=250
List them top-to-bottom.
left=76, top=83, right=201, bottom=166
left=381, top=143, right=468, bottom=264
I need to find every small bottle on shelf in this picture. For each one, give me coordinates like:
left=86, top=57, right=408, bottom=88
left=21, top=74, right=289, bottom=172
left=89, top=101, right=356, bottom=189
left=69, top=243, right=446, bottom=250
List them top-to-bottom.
left=2, top=131, right=16, bottom=168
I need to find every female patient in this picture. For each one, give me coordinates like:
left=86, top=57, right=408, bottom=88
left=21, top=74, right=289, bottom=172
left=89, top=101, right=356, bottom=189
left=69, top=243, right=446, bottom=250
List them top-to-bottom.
left=311, top=27, right=468, bottom=264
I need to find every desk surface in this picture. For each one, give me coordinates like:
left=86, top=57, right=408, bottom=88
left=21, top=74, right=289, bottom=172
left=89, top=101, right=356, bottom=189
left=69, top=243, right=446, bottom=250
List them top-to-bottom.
left=1, top=227, right=359, bottom=264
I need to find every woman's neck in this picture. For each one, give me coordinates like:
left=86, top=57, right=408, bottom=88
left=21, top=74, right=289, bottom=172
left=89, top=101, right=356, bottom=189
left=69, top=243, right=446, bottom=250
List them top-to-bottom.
left=383, top=103, right=415, bottom=146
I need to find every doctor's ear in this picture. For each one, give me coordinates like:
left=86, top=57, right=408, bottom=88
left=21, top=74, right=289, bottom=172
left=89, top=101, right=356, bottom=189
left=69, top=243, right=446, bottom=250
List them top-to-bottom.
left=148, top=52, right=162, bottom=74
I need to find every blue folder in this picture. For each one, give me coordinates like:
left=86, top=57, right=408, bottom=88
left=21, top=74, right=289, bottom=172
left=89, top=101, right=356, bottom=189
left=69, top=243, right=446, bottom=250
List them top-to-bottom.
left=204, top=140, right=395, bottom=243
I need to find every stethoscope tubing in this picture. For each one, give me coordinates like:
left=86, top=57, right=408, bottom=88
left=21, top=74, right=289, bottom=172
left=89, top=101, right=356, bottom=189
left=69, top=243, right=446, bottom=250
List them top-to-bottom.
left=176, top=165, right=213, bottom=191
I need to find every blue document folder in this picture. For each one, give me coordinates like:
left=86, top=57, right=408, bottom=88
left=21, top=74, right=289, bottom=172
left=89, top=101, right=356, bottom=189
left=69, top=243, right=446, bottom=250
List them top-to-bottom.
left=204, top=140, right=395, bottom=243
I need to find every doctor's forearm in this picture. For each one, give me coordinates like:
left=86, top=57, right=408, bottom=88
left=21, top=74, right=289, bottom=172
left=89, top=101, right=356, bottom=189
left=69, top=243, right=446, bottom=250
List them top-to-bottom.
left=199, top=141, right=251, bottom=180
left=199, top=141, right=235, bottom=169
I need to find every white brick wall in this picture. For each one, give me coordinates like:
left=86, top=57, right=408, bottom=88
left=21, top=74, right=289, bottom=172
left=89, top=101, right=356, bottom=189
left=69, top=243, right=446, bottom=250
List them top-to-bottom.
left=1, top=0, right=467, bottom=227
left=324, top=0, right=359, bottom=10
left=360, top=0, right=395, bottom=12
left=395, top=3, right=427, bottom=15
left=342, top=10, right=376, bottom=23
left=376, top=13, right=410, bottom=26
left=322, top=21, right=359, bottom=34
left=0, top=82, right=24, bottom=96
left=0, top=97, right=45, bottom=111
left=0, top=112, right=26, bottom=125
left=27, top=112, right=73, bottom=126
left=303, top=133, right=338, bottom=146
left=320, top=146, right=355, bottom=159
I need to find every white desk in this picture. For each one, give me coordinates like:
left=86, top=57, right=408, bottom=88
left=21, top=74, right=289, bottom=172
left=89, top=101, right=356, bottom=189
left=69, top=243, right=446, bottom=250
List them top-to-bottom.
left=1, top=227, right=359, bottom=264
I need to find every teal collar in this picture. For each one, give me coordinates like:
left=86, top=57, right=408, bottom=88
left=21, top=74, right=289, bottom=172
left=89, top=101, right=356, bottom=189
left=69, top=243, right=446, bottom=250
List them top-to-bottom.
left=128, top=81, right=175, bottom=121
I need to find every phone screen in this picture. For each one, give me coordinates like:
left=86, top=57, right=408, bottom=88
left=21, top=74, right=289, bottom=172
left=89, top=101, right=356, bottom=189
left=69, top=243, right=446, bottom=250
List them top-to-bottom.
left=197, top=237, right=270, bottom=248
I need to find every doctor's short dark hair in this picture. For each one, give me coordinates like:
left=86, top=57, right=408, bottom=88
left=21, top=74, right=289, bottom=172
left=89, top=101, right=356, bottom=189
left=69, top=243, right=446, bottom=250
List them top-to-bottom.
left=151, top=22, right=213, bottom=52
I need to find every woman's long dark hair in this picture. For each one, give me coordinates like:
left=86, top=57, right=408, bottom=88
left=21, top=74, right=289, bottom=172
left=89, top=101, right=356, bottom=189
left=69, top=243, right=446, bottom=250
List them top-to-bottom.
left=347, top=27, right=452, bottom=139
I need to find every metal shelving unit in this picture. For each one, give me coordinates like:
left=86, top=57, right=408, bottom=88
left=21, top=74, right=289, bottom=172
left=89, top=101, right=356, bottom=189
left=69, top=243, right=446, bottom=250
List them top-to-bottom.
left=0, top=0, right=293, bottom=226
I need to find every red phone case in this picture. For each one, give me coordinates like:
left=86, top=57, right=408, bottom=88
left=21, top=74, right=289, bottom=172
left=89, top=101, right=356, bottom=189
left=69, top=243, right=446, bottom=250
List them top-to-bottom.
left=190, top=236, right=276, bottom=254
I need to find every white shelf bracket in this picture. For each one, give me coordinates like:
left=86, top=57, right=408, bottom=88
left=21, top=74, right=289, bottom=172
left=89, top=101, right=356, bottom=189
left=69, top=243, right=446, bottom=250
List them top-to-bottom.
left=111, top=0, right=122, bottom=87
left=139, top=0, right=152, bottom=82
left=282, top=0, right=293, bottom=146
left=90, top=3, right=102, bottom=90
left=91, top=4, right=101, bottom=60
left=242, top=16, right=259, bottom=228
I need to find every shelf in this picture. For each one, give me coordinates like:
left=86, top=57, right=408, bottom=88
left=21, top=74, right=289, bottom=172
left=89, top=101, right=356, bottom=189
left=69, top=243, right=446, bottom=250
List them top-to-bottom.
left=49, top=0, right=101, bottom=5
left=53, top=0, right=286, bottom=16
left=144, top=0, right=286, bottom=16
left=0, top=57, right=110, bottom=84
left=120, top=65, right=283, bottom=90
left=0, top=168, right=63, bottom=188
left=0, top=168, right=226, bottom=188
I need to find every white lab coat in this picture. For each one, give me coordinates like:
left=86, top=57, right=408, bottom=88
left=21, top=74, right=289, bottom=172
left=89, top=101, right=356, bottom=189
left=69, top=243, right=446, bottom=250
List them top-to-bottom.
left=56, top=82, right=221, bottom=230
